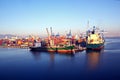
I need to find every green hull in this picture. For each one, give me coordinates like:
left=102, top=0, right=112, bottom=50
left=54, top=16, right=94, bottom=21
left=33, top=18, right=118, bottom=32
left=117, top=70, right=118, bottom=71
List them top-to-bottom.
left=86, top=43, right=104, bottom=50
left=30, top=46, right=75, bottom=53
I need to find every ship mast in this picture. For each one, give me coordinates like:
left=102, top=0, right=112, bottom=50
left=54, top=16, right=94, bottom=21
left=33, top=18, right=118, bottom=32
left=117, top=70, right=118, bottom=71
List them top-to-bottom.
left=87, top=20, right=89, bottom=29
left=50, top=27, right=52, bottom=36
left=46, top=28, right=50, bottom=42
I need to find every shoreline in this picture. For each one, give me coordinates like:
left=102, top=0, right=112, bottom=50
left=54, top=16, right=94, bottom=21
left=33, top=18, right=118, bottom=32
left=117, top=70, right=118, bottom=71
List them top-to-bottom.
left=0, top=46, right=29, bottom=49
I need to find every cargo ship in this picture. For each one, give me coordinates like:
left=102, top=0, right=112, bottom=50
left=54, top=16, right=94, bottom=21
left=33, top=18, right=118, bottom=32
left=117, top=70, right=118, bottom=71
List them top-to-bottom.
left=86, top=26, right=105, bottom=50
left=29, top=28, right=84, bottom=53
left=30, top=45, right=75, bottom=53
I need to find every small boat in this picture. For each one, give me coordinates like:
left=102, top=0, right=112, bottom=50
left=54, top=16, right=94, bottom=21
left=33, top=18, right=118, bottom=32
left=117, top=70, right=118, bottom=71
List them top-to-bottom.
left=86, top=26, right=105, bottom=50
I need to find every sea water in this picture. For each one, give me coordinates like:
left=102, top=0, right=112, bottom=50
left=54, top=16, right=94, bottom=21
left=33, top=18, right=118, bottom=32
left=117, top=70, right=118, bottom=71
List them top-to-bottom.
left=0, top=37, right=120, bottom=80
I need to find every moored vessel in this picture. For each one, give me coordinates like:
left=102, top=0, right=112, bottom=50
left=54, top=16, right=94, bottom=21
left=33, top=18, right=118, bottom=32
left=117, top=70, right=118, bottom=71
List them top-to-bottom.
left=86, top=26, right=105, bottom=50
left=29, top=28, right=84, bottom=53
left=30, top=45, right=75, bottom=53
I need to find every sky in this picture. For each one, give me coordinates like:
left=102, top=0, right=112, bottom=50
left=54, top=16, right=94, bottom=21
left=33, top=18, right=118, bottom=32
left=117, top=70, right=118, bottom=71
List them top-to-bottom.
left=0, top=0, right=120, bottom=37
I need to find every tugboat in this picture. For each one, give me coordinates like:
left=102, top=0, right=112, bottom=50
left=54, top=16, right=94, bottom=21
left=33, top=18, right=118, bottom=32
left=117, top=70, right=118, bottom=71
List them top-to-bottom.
left=86, top=26, right=105, bottom=50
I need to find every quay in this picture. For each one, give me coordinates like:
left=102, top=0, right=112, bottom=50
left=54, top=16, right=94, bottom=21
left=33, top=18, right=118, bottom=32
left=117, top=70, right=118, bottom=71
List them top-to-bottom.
left=0, top=45, right=29, bottom=49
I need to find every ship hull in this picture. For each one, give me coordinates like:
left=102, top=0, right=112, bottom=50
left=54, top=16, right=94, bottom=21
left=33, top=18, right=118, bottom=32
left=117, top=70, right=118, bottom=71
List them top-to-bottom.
left=86, top=43, right=104, bottom=50
left=29, top=46, right=75, bottom=53
left=29, top=47, right=56, bottom=52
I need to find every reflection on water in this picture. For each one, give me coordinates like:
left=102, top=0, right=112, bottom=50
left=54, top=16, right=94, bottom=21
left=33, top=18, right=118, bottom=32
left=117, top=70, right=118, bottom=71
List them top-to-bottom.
left=1, top=38, right=120, bottom=80
left=86, top=49, right=104, bottom=70
left=30, top=51, right=41, bottom=60
left=30, top=51, right=75, bottom=61
left=30, top=51, right=75, bottom=70
left=30, top=51, right=56, bottom=61
left=50, top=53, right=55, bottom=62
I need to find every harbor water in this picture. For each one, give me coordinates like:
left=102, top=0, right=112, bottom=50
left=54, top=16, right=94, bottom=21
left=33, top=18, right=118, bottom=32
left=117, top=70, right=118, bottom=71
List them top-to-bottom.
left=0, top=37, right=120, bottom=80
